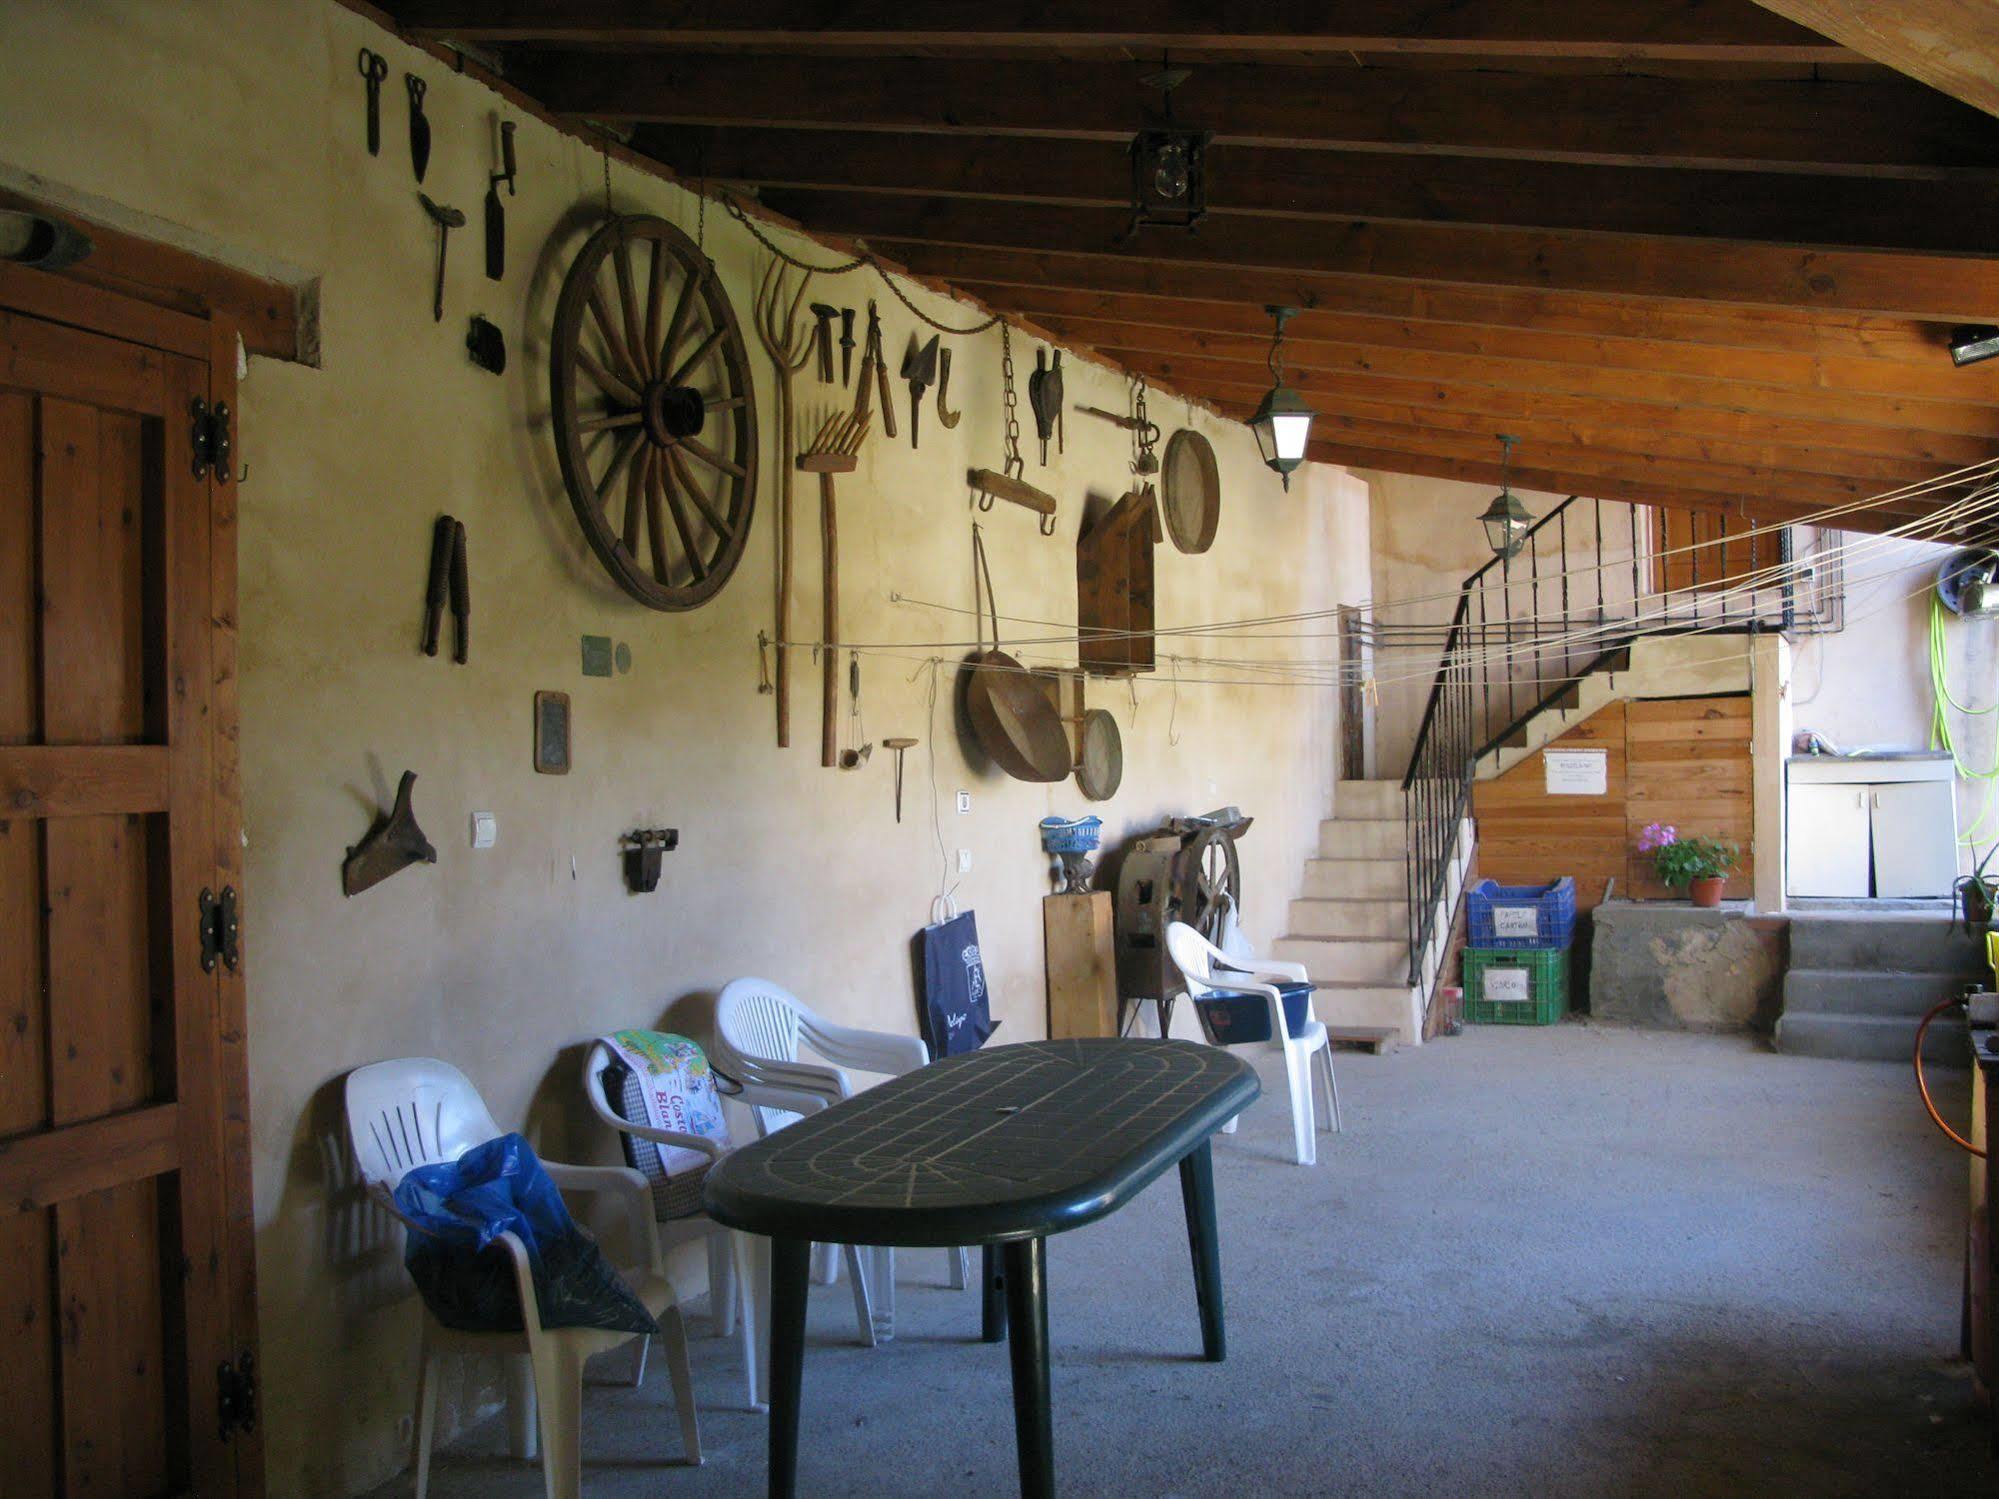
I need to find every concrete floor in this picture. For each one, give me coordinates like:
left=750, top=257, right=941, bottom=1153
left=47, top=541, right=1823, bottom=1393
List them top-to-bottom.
left=369, top=1024, right=1994, bottom=1497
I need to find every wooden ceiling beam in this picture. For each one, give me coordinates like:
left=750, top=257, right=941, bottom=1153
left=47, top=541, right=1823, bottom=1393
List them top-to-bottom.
left=403, top=0, right=1851, bottom=62
left=1751, top=3, right=1999, bottom=119
left=526, top=52, right=1999, bottom=173
left=646, top=125, right=1999, bottom=257
left=761, top=191, right=1999, bottom=321
left=888, top=245, right=1956, bottom=365
left=964, top=284, right=1999, bottom=403
left=1036, top=317, right=1999, bottom=438
left=1125, top=359, right=1997, bottom=466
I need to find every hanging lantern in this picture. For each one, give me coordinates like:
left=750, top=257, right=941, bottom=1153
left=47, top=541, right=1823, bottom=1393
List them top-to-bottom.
left=1127, top=61, right=1210, bottom=233
left=1249, top=305, right=1315, bottom=489
left=1479, top=435, right=1533, bottom=559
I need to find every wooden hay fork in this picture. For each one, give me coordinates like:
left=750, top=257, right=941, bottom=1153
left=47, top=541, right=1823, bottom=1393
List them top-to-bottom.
left=755, top=259, right=814, bottom=749
left=798, top=411, right=869, bottom=768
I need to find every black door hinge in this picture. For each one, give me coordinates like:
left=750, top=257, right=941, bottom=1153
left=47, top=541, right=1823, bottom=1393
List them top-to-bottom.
left=191, top=398, right=232, bottom=483
left=198, top=886, right=240, bottom=973
left=217, top=1351, right=256, bottom=1440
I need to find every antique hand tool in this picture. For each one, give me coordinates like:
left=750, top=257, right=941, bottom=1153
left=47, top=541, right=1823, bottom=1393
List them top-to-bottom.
left=358, top=49, right=388, bottom=156
left=406, top=73, right=431, bottom=183
left=483, top=119, right=517, bottom=281
left=418, top=193, right=464, bottom=322
left=754, top=259, right=815, bottom=749
left=851, top=300, right=895, bottom=439
left=808, top=303, right=838, bottom=383
left=839, top=308, right=856, bottom=385
left=967, top=325, right=1059, bottom=535
left=901, top=334, right=939, bottom=449
left=937, top=346, right=961, bottom=428
left=1027, top=348, right=1059, bottom=463
left=798, top=410, right=868, bottom=767
left=421, top=513, right=454, bottom=656
left=449, top=519, right=470, bottom=664
left=884, top=737, right=919, bottom=821
left=342, top=770, right=437, bottom=898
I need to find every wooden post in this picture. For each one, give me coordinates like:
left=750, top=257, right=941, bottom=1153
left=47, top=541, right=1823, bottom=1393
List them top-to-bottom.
left=1043, top=892, right=1117, bottom=1038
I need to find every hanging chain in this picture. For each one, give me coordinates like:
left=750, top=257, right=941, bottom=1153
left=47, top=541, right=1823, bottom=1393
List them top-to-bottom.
left=695, top=130, right=707, bottom=258
left=1001, top=324, right=1023, bottom=480
left=1131, top=375, right=1153, bottom=472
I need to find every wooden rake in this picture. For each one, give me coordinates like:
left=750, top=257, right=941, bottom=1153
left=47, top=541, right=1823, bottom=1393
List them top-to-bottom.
left=755, top=258, right=814, bottom=748
left=798, top=410, right=869, bottom=768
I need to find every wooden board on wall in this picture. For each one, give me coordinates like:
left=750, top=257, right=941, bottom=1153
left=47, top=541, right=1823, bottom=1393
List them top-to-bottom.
left=1472, top=694, right=1754, bottom=911
left=1044, top=892, right=1118, bottom=1039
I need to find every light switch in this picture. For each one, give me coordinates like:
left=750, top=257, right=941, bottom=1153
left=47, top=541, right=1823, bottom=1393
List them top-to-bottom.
left=956, top=790, right=972, bottom=814
left=470, top=812, right=497, bottom=849
left=957, top=848, right=973, bottom=873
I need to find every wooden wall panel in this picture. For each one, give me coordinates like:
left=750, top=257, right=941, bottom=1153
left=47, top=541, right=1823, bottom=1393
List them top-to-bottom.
left=1472, top=694, right=1755, bottom=912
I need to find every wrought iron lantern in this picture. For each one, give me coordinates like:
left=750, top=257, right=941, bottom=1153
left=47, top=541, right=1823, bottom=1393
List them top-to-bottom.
left=1127, top=64, right=1209, bottom=233
left=1248, top=306, right=1315, bottom=489
left=1479, top=435, right=1534, bottom=559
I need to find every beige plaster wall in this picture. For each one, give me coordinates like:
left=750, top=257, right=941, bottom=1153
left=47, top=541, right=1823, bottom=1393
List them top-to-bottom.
left=0, top=3, right=1368, bottom=1493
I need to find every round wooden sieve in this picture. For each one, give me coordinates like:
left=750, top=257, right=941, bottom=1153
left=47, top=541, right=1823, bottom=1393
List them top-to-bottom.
left=1161, top=428, right=1220, bottom=555
left=1075, top=708, right=1123, bottom=800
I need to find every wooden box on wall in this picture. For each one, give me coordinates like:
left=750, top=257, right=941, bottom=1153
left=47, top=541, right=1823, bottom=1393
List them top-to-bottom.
left=1077, top=486, right=1158, bottom=675
left=1044, top=892, right=1118, bottom=1038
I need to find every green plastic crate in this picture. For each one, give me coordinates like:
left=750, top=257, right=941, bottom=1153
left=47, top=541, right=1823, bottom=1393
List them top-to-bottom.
left=1461, top=947, right=1568, bottom=1025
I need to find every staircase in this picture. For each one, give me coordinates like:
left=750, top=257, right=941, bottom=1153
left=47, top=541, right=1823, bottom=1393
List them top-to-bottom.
left=1271, top=779, right=1471, bottom=1045
left=1776, top=911, right=1982, bottom=1063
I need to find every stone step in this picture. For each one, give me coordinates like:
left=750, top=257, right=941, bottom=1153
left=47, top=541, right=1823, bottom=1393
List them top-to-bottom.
left=1334, top=780, right=1403, bottom=819
left=1318, top=818, right=1403, bottom=860
left=1301, top=856, right=1404, bottom=900
left=1287, top=897, right=1405, bottom=940
left=1786, top=913, right=1988, bottom=976
left=1269, top=936, right=1406, bottom=984
left=1782, top=967, right=1981, bottom=1019
left=1308, top=981, right=1421, bottom=1039
left=1773, top=1009, right=1969, bottom=1065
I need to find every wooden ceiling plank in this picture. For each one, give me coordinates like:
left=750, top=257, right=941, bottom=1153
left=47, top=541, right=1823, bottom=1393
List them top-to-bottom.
left=403, top=0, right=1849, bottom=61
left=1751, top=2, right=1999, bottom=119
left=526, top=52, right=1999, bottom=173
left=648, top=126, right=1999, bottom=256
left=762, top=191, right=1999, bottom=322
left=889, top=244, right=1955, bottom=363
left=963, top=284, right=1999, bottom=403
left=1040, top=318, right=1999, bottom=437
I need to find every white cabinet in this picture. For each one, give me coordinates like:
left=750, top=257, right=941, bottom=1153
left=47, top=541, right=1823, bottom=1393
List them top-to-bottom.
left=1786, top=755, right=1958, bottom=899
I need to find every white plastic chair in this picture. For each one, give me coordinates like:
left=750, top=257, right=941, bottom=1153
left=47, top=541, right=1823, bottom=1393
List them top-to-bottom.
left=1166, top=921, right=1341, bottom=1165
left=711, top=977, right=971, bottom=1381
left=580, top=1041, right=762, bottom=1409
left=344, top=1057, right=700, bottom=1499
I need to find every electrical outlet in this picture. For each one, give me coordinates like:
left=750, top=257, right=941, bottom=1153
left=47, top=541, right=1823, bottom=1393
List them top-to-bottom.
left=956, top=790, right=972, bottom=814
left=470, top=812, right=497, bottom=849
left=957, top=848, right=973, bottom=873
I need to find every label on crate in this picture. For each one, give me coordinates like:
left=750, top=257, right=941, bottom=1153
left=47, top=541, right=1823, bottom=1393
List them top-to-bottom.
left=1543, top=747, right=1608, bottom=796
left=1492, top=907, right=1540, bottom=941
left=1483, top=966, right=1532, bottom=1004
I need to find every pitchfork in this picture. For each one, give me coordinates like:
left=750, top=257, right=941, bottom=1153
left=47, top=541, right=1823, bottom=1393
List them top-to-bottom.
left=755, top=259, right=814, bottom=750
left=797, top=411, right=869, bottom=767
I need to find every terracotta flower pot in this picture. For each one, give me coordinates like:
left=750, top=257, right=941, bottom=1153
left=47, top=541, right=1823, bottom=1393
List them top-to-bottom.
left=1688, top=876, right=1726, bottom=908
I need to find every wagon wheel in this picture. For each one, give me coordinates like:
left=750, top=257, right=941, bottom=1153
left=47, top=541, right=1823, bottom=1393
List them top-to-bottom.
left=550, top=215, right=758, bottom=611
left=1177, top=828, right=1241, bottom=945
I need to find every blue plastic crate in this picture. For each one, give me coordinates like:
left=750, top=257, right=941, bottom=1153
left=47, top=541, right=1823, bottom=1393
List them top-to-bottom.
left=1466, top=877, right=1576, bottom=950
left=1193, top=982, right=1314, bottom=1045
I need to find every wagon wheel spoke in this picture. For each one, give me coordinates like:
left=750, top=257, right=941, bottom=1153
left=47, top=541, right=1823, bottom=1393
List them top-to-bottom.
left=613, top=232, right=649, bottom=381
left=644, top=236, right=670, bottom=376
left=657, top=265, right=702, bottom=378
left=588, top=284, right=646, bottom=393
left=665, top=323, right=727, bottom=389
left=577, top=348, right=641, bottom=410
left=704, top=394, right=746, bottom=413
left=577, top=410, right=644, bottom=433
left=678, top=432, right=746, bottom=481
left=667, top=444, right=733, bottom=542
left=623, top=445, right=651, bottom=555
left=656, top=456, right=709, bottom=583
left=644, top=457, right=677, bottom=583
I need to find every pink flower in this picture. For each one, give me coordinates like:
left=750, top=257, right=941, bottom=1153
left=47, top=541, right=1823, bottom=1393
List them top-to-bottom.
left=1637, top=822, right=1678, bottom=853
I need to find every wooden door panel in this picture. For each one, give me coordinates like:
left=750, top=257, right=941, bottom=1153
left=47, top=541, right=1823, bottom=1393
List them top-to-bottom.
left=0, top=306, right=246, bottom=1496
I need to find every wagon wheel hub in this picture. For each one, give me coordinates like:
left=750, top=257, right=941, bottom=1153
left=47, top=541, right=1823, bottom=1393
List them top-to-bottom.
left=643, top=381, right=706, bottom=447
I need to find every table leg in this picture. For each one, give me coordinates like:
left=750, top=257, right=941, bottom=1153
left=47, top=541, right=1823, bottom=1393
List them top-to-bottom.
left=1178, top=1140, right=1226, bottom=1361
left=768, top=1236, right=811, bottom=1499
left=1002, top=1236, right=1053, bottom=1499
left=982, top=1242, right=1008, bottom=1343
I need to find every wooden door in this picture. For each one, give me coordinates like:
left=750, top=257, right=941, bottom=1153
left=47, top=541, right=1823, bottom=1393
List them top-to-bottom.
left=0, top=289, right=259, bottom=1496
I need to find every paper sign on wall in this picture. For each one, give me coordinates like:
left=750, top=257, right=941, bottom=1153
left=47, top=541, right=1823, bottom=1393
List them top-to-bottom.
left=1543, top=747, right=1608, bottom=796
left=1483, top=967, right=1531, bottom=1004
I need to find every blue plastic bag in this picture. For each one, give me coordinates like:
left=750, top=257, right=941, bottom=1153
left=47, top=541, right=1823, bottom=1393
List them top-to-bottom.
left=918, top=908, right=997, bottom=1059
left=393, top=1133, right=657, bottom=1335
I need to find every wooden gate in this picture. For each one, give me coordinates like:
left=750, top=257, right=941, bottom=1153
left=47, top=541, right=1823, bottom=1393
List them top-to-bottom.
left=0, top=270, right=260, bottom=1496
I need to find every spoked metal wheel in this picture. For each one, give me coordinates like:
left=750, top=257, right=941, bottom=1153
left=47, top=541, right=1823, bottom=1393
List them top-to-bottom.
left=550, top=215, right=759, bottom=610
left=1178, top=828, right=1242, bottom=945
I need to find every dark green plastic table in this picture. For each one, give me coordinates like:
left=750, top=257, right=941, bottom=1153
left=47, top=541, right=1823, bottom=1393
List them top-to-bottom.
left=703, top=1037, right=1261, bottom=1499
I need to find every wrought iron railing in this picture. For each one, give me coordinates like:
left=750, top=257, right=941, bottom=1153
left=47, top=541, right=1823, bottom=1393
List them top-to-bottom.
left=1397, top=498, right=1828, bottom=992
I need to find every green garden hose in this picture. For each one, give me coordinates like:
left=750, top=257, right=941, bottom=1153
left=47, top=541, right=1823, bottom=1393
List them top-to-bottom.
left=1929, top=592, right=1999, bottom=844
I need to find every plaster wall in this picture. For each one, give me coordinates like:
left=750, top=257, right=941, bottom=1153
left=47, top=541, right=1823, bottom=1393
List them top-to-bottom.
left=0, top=3, right=1366, bottom=1494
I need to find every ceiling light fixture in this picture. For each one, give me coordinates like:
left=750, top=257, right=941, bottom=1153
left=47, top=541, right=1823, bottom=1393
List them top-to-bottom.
left=1127, top=56, right=1210, bottom=235
left=1248, top=305, right=1315, bottom=489
left=1949, top=324, right=1999, bottom=367
left=1479, top=434, right=1534, bottom=559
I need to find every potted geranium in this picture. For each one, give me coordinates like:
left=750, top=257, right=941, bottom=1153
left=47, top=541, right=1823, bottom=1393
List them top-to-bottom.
left=1638, top=822, right=1739, bottom=908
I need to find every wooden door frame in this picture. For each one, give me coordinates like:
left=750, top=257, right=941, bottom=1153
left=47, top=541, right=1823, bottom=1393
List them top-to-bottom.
left=0, top=254, right=262, bottom=1495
